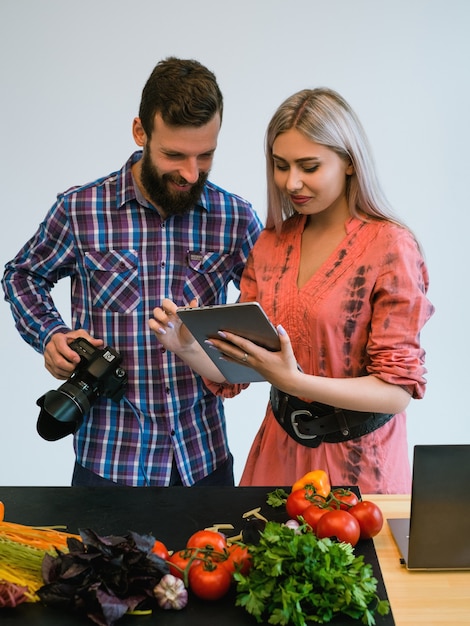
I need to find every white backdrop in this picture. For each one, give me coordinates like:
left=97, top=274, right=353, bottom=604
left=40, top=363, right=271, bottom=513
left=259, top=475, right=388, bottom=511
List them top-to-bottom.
left=1, top=0, right=469, bottom=486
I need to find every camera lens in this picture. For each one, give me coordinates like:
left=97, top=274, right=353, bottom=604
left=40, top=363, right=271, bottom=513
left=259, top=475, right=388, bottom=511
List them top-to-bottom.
left=36, top=338, right=127, bottom=441
left=36, top=381, right=95, bottom=441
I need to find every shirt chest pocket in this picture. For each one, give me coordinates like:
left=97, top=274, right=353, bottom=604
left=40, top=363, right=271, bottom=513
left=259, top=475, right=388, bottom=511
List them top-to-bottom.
left=84, top=250, right=141, bottom=313
left=183, top=251, right=234, bottom=303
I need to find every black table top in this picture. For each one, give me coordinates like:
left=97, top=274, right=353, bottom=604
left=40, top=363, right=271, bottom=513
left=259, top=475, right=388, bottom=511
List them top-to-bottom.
left=0, top=486, right=395, bottom=625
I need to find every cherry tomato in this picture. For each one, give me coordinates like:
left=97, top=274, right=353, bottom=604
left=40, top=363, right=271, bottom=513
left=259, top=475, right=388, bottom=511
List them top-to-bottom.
left=329, top=488, right=360, bottom=510
left=286, top=489, right=312, bottom=518
left=349, top=500, right=384, bottom=539
left=302, top=503, right=330, bottom=532
left=316, top=509, right=361, bottom=546
left=186, top=529, right=227, bottom=553
left=151, top=539, right=170, bottom=561
left=222, top=543, right=252, bottom=576
left=167, top=549, right=196, bottom=579
left=188, top=560, right=232, bottom=601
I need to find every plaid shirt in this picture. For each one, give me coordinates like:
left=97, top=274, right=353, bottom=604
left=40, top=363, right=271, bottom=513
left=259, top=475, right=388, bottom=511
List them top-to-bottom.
left=2, top=151, right=262, bottom=485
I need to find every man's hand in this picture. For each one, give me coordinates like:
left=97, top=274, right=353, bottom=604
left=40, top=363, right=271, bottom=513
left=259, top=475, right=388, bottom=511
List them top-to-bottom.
left=44, top=331, right=104, bottom=380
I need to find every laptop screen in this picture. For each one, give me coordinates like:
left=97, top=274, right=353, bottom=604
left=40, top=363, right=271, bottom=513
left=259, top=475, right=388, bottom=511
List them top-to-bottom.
left=406, top=445, right=470, bottom=570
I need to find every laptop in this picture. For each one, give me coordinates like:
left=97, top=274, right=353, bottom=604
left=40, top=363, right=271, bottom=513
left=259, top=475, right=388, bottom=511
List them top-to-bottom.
left=388, top=444, right=470, bottom=570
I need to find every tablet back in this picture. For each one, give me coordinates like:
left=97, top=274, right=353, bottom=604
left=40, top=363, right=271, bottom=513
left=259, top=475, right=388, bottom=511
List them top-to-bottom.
left=177, top=302, right=280, bottom=383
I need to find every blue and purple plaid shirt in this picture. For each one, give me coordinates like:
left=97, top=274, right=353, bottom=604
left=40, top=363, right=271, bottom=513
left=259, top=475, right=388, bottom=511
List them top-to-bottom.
left=2, top=151, right=262, bottom=485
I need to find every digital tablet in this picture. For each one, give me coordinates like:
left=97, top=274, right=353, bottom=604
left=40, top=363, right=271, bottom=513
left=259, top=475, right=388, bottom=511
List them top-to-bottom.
left=176, top=302, right=280, bottom=383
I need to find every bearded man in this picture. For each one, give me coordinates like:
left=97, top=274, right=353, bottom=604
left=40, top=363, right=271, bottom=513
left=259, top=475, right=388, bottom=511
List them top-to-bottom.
left=2, top=57, right=262, bottom=487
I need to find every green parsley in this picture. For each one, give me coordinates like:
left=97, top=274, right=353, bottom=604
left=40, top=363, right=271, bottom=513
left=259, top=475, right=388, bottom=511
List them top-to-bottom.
left=266, top=488, right=289, bottom=508
left=234, top=521, right=390, bottom=625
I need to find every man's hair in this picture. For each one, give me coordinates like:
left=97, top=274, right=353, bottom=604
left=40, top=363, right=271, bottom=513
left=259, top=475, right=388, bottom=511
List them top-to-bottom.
left=139, top=57, right=223, bottom=136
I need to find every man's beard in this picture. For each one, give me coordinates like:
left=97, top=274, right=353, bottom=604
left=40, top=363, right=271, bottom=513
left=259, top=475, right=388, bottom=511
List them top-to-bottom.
left=140, top=148, right=208, bottom=217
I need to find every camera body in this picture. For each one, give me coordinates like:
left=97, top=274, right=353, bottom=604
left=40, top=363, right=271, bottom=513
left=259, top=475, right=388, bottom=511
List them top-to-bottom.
left=36, top=338, right=128, bottom=441
left=67, top=338, right=128, bottom=404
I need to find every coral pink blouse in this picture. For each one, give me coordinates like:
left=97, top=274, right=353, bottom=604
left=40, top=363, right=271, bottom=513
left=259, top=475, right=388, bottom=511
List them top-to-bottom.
left=206, top=216, right=434, bottom=493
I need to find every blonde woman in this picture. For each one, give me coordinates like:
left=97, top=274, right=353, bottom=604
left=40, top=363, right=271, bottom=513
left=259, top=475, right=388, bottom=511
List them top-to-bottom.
left=150, top=88, right=434, bottom=494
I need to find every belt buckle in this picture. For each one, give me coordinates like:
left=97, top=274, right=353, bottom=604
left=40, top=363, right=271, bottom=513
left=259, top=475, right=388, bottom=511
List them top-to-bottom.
left=290, top=409, right=318, bottom=440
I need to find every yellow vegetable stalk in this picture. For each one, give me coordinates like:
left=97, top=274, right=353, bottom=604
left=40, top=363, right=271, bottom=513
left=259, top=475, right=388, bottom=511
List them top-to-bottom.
left=0, top=502, right=82, bottom=602
left=0, top=519, right=81, bottom=552
left=0, top=537, right=47, bottom=601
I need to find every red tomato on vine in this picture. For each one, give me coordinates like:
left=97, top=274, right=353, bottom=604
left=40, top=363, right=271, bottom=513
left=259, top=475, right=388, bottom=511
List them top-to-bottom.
left=329, top=488, right=359, bottom=510
left=286, top=489, right=312, bottom=518
left=349, top=501, right=384, bottom=539
left=302, top=503, right=330, bottom=532
left=316, top=509, right=361, bottom=546
left=186, top=529, right=227, bottom=552
left=151, top=540, right=170, bottom=561
left=223, top=543, right=252, bottom=576
left=168, top=549, right=196, bottom=579
left=188, top=560, right=232, bottom=601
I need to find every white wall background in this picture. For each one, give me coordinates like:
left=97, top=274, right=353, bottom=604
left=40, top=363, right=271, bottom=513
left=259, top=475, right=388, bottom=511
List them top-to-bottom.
left=1, top=0, right=468, bottom=486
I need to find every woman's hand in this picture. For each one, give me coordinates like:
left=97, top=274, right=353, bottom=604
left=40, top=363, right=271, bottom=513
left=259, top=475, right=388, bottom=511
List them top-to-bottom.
left=149, top=298, right=197, bottom=355
left=149, top=298, right=226, bottom=382
left=207, top=324, right=302, bottom=393
left=208, top=326, right=411, bottom=413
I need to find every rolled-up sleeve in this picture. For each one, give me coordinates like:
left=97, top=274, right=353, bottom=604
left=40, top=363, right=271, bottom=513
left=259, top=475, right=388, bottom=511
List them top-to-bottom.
left=367, top=231, right=434, bottom=398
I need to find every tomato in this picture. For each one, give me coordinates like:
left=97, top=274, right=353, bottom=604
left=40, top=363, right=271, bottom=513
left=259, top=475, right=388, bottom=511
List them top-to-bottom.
left=292, top=469, right=331, bottom=499
left=329, top=488, right=360, bottom=510
left=286, top=489, right=312, bottom=518
left=349, top=501, right=384, bottom=539
left=302, top=503, right=330, bottom=532
left=316, top=509, right=361, bottom=546
left=186, top=529, right=227, bottom=553
left=151, top=539, right=170, bottom=561
left=222, top=543, right=252, bottom=576
left=167, top=549, right=196, bottom=579
left=188, top=560, right=232, bottom=601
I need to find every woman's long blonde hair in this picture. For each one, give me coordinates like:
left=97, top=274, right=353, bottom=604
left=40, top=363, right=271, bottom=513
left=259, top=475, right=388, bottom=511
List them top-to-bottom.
left=265, top=88, right=402, bottom=233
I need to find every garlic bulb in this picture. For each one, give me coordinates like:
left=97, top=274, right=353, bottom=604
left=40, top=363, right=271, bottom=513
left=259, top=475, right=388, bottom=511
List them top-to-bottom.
left=153, top=574, right=188, bottom=610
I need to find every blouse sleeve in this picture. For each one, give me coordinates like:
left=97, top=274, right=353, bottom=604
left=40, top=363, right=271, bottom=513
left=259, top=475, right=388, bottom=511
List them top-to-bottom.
left=367, top=228, right=434, bottom=399
left=202, top=378, right=250, bottom=398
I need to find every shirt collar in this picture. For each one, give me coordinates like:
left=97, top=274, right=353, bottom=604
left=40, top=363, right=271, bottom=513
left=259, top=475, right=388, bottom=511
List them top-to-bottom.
left=115, top=151, right=143, bottom=209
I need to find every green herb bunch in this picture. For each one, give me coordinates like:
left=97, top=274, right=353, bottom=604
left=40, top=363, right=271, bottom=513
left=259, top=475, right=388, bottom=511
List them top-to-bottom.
left=234, top=521, right=390, bottom=626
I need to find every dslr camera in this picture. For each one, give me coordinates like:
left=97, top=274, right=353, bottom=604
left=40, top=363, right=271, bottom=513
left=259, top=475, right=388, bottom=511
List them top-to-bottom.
left=36, top=337, right=128, bottom=441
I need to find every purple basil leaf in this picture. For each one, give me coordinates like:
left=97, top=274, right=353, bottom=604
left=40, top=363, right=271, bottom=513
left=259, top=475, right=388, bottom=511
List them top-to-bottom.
left=128, top=531, right=156, bottom=553
left=92, top=588, right=130, bottom=626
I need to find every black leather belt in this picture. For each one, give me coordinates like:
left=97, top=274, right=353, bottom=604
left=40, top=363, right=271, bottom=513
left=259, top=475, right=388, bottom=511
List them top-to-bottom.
left=270, top=386, right=394, bottom=448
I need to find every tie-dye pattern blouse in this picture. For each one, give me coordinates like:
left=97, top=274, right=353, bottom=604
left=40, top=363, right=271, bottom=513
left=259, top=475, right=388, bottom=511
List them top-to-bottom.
left=207, top=215, right=434, bottom=493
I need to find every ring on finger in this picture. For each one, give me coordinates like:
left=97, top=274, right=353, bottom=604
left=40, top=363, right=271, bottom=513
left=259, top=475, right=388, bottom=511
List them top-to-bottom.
left=241, top=352, right=249, bottom=362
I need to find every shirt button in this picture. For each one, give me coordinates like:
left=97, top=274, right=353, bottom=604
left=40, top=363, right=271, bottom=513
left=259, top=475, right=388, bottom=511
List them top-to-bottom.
left=161, top=261, right=165, bottom=268
left=165, top=387, right=170, bottom=394
left=170, top=429, right=175, bottom=436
